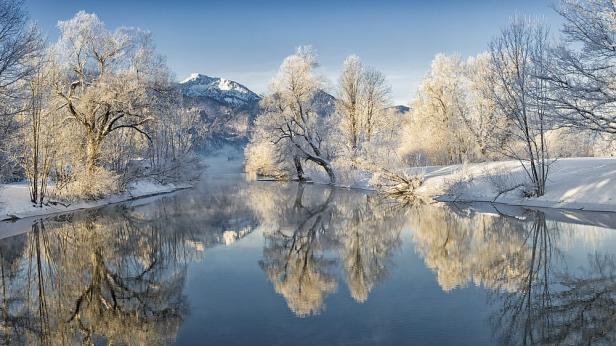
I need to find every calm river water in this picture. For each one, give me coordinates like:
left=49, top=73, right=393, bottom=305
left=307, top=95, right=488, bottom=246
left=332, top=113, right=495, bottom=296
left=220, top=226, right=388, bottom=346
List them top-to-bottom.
left=1, top=175, right=616, bottom=345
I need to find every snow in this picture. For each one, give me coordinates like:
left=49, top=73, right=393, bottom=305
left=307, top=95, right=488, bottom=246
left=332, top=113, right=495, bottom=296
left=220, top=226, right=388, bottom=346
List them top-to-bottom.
left=181, top=72, right=202, bottom=84
left=179, top=73, right=260, bottom=106
left=180, top=74, right=254, bottom=95
left=217, top=78, right=234, bottom=91
left=0, top=147, right=242, bottom=222
left=6, top=155, right=615, bottom=226
left=293, top=157, right=616, bottom=213
left=414, top=157, right=616, bottom=212
left=0, top=180, right=191, bottom=221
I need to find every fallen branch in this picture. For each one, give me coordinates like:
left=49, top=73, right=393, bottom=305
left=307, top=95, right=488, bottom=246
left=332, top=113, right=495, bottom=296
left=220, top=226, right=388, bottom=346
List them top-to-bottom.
left=374, top=168, right=426, bottom=205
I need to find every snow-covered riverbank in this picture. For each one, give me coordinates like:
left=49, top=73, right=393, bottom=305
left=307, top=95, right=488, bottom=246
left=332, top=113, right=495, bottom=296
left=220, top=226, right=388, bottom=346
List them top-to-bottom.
left=10, top=154, right=611, bottom=223
left=278, top=157, right=616, bottom=213
left=414, top=157, right=616, bottom=212
left=0, top=180, right=191, bottom=221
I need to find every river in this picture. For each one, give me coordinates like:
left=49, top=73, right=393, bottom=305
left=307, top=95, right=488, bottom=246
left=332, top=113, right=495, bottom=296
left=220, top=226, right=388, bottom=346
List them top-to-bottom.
left=0, top=175, right=615, bottom=345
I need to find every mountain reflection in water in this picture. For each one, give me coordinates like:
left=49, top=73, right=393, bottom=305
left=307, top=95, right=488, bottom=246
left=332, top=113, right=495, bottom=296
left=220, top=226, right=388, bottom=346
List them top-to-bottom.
left=0, top=178, right=615, bottom=345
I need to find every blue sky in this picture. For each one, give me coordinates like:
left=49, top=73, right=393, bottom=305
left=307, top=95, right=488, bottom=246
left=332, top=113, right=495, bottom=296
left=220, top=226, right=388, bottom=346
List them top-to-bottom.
left=25, top=0, right=562, bottom=104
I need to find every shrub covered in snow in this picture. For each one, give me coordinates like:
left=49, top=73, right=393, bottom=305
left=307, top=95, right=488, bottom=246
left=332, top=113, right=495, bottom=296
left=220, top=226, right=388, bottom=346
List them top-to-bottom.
left=52, top=166, right=119, bottom=201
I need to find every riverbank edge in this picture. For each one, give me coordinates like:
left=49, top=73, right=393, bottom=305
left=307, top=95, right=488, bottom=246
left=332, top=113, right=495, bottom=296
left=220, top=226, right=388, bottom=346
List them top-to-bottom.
left=1, top=183, right=193, bottom=223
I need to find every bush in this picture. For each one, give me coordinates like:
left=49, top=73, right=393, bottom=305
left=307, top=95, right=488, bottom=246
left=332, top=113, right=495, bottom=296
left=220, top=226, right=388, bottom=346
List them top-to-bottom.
left=51, top=166, right=119, bottom=201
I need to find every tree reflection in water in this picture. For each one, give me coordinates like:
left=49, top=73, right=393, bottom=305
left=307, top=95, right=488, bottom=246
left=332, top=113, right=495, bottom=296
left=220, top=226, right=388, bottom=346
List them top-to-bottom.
left=1, top=181, right=616, bottom=344
left=259, top=183, right=406, bottom=317
left=259, top=184, right=338, bottom=317
left=410, top=203, right=616, bottom=345
left=409, top=205, right=531, bottom=292
left=0, top=206, right=198, bottom=345
left=493, top=214, right=616, bottom=345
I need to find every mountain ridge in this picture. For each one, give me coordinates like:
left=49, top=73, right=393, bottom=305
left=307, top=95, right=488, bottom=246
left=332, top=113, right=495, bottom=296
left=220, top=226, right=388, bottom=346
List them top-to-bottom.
left=179, top=73, right=261, bottom=108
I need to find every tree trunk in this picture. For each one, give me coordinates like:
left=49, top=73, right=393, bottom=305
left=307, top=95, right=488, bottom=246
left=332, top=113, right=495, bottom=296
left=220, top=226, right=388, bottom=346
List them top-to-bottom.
left=86, top=135, right=100, bottom=174
left=294, top=155, right=306, bottom=181
left=305, top=156, right=336, bottom=185
left=320, top=160, right=336, bottom=185
left=326, top=166, right=336, bottom=184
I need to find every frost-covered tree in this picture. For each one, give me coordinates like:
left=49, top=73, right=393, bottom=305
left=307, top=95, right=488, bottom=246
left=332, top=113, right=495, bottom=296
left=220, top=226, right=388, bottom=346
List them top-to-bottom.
left=0, top=0, right=42, bottom=181
left=543, top=0, right=616, bottom=134
left=51, top=11, right=173, bottom=176
left=488, top=17, right=552, bottom=196
left=249, top=47, right=336, bottom=183
left=247, top=51, right=396, bottom=184
left=400, top=53, right=517, bottom=166
left=462, top=53, right=512, bottom=158
left=400, top=54, right=477, bottom=165
left=332, top=55, right=395, bottom=180
left=334, top=55, right=392, bottom=152
left=336, top=55, right=364, bottom=156
left=362, top=67, right=391, bottom=142
left=245, top=124, right=294, bottom=179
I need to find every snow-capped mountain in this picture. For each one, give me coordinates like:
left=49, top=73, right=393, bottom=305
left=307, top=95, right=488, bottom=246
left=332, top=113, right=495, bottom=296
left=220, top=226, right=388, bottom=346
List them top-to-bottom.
left=178, top=73, right=262, bottom=151
left=179, top=73, right=261, bottom=107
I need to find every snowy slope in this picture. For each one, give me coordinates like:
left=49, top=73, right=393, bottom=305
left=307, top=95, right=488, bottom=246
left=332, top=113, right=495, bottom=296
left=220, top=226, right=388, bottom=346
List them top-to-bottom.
left=413, top=157, right=616, bottom=212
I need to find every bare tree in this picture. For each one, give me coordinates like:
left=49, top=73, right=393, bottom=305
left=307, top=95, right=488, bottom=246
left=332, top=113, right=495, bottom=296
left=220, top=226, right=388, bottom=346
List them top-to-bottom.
left=543, top=0, right=616, bottom=134
left=488, top=17, right=552, bottom=196
left=21, top=52, right=55, bottom=206
left=146, top=98, right=205, bottom=184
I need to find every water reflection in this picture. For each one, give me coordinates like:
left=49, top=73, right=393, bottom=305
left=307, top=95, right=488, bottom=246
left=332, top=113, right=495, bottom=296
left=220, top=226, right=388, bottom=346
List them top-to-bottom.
left=0, top=179, right=268, bottom=344
left=0, top=180, right=615, bottom=344
left=258, top=183, right=406, bottom=316
left=259, top=185, right=339, bottom=317
left=408, top=204, right=616, bottom=345
left=409, top=205, right=531, bottom=292
left=0, top=209, right=192, bottom=345
left=492, top=214, right=616, bottom=345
